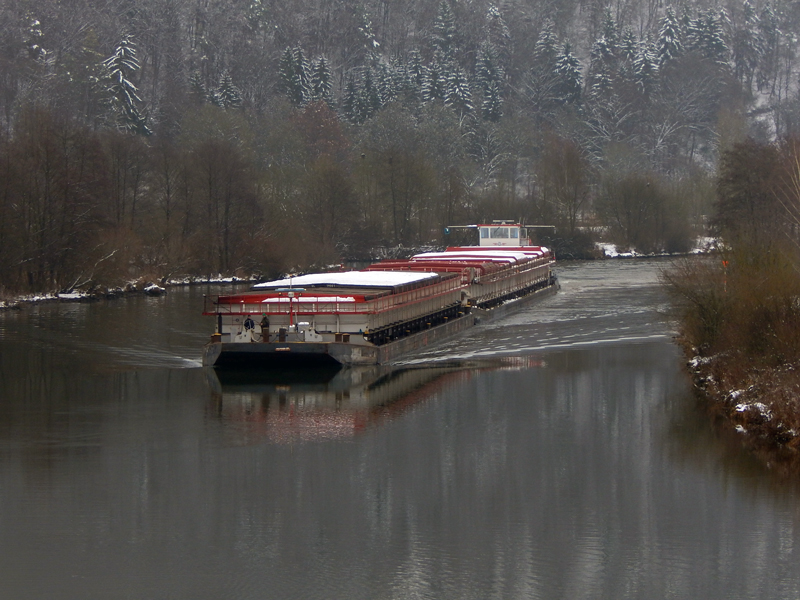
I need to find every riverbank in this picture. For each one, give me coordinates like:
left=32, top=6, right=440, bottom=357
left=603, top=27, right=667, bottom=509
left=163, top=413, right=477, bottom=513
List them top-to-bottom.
left=664, top=252, right=800, bottom=471
left=0, top=275, right=261, bottom=310
left=685, top=348, right=800, bottom=471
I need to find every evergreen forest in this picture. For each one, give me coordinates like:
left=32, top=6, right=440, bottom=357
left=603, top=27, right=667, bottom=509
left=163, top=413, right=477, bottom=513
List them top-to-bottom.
left=2, top=0, right=800, bottom=294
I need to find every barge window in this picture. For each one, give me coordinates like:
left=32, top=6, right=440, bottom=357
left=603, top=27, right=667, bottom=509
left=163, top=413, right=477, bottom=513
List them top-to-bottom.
left=480, top=227, right=489, bottom=239
left=491, top=227, right=510, bottom=238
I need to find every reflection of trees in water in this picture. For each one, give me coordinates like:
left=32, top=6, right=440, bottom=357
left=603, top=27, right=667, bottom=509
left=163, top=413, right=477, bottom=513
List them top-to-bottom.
left=0, top=346, right=93, bottom=471
left=0, top=355, right=203, bottom=473
left=667, top=384, right=800, bottom=484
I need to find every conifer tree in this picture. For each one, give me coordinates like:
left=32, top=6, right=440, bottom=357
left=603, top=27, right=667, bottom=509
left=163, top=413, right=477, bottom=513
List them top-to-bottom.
left=245, top=0, right=269, bottom=36
left=732, top=0, right=762, bottom=90
left=432, top=1, right=457, bottom=61
left=486, top=4, right=511, bottom=65
left=757, top=4, right=780, bottom=93
left=600, top=7, right=620, bottom=55
left=657, top=7, right=684, bottom=68
left=358, top=8, right=381, bottom=54
left=688, top=10, right=729, bottom=64
left=24, top=14, right=46, bottom=61
left=534, top=19, right=559, bottom=70
left=527, top=20, right=562, bottom=110
left=620, top=27, right=638, bottom=64
left=102, top=35, right=151, bottom=135
left=587, top=36, right=617, bottom=99
left=634, top=37, right=659, bottom=96
left=475, top=42, right=505, bottom=91
left=475, top=42, right=505, bottom=120
left=555, top=42, right=582, bottom=105
left=279, top=46, right=310, bottom=107
left=407, top=50, right=425, bottom=89
left=310, top=56, right=333, bottom=105
left=423, top=60, right=447, bottom=102
left=373, top=62, right=394, bottom=106
left=444, top=65, right=473, bottom=114
left=359, top=67, right=382, bottom=120
left=189, top=70, right=207, bottom=104
left=213, top=70, right=242, bottom=109
left=342, top=75, right=360, bottom=123
left=481, top=79, right=503, bottom=121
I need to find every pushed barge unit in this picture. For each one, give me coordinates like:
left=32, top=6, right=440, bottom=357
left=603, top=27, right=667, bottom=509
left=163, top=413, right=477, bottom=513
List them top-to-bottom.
left=202, top=223, right=557, bottom=367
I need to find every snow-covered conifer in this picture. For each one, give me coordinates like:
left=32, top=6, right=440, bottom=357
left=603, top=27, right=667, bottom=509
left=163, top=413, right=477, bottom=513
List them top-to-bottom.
left=245, top=0, right=269, bottom=34
left=732, top=0, right=763, bottom=89
left=432, top=1, right=457, bottom=61
left=486, top=4, right=511, bottom=64
left=756, top=4, right=780, bottom=92
left=600, top=7, right=620, bottom=54
left=657, top=7, right=684, bottom=68
left=692, top=10, right=729, bottom=64
left=24, top=14, right=46, bottom=61
left=534, top=20, right=559, bottom=70
left=617, top=27, right=638, bottom=81
left=620, top=27, right=638, bottom=63
left=102, top=35, right=151, bottom=135
left=587, top=36, right=617, bottom=99
left=634, top=37, right=659, bottom=95
left=475, top=42, right=505, bottom=90
left=555, top=42, right=582, bottom=104
left=279, top=46, right=310, bottom=107
left=407, top=50, right=425, bottom=89
left=310, top=56, right=333, bottom=105
left=422, top=60, right=446, bottom=102
left=375, top=61, right=397, bottom=106
left=445, top=65, right=473, bottom=114
left=359, top=67, right=382, bottom=119
left=189, top=70, right=207, bottom=104
left=213, top=70, right=242, bottom=109
left=342, top=75, right=360, bottom=123
left=481, top=80, right=503, bottom=121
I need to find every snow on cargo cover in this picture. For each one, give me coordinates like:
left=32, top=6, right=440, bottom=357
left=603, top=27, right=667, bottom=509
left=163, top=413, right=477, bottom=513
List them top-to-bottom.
left=413, top=251, right=532, bottom=262
left=253, top=271, right=440, bottom=290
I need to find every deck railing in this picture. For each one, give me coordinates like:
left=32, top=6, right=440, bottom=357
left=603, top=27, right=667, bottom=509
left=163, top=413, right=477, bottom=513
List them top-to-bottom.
left=203, top=274, right=462, bottom=317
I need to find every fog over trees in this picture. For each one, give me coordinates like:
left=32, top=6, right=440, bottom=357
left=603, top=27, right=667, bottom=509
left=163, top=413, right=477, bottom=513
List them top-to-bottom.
left=1, top=0, right=800, bottom=293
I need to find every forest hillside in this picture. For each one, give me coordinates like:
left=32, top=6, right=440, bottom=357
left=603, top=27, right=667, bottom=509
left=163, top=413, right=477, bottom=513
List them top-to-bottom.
left=2, top=0, right=800, bottom=293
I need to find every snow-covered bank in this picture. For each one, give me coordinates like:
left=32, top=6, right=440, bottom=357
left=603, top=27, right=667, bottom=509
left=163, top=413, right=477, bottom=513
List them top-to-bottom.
left=596, top=236, right=718, bottom=258
left=0, top=274, right=263, bottom=310
left=686, top=350, right=800, bottom=463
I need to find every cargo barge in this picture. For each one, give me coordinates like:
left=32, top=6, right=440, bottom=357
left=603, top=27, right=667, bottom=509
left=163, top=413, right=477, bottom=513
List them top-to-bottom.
left=202, top=223, right=557, bottom=367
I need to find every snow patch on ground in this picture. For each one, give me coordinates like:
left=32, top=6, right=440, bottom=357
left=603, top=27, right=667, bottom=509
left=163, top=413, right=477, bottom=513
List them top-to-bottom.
left=597, top=236, right=718, bottom=258
left=164, top=274, right=260, bottom=286
left=143, top=284, right=166, bottom=296
left=688, top=355, right=714, bottom=369
left=733, top=401, right=772, bottom=417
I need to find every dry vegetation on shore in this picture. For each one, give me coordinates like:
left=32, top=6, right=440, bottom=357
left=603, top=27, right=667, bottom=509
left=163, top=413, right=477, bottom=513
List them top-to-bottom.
left=663, top=136, right=800, bottom=466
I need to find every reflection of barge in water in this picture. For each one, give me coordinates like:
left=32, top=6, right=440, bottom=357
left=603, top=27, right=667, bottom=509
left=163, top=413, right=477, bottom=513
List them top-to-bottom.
left=202, top=223, right=558, bottom=367
left=206, top=356, right=548, bottom=444
left=205, top=366, right=466, bottom=443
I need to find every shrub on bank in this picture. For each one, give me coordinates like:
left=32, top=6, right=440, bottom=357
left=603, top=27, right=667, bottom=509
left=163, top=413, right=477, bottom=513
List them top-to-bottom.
left=664, top=247, right=800, bottom=454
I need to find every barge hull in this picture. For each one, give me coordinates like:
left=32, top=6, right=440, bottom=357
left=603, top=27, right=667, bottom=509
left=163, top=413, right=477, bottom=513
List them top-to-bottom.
left=203, top=282, right=557, bottom=367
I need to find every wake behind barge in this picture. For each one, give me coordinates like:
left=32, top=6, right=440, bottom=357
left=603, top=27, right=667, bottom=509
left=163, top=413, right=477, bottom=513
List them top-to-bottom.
left=202, top=223, right=557, bottom=367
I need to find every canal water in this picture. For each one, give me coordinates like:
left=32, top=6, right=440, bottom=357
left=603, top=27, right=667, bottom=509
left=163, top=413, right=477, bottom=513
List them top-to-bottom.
left=1, top=259, right=799, bottom=599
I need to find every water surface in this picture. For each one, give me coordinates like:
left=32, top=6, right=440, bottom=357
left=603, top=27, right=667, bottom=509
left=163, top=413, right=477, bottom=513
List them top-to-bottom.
left=1, top=260, right=799, bottom=599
